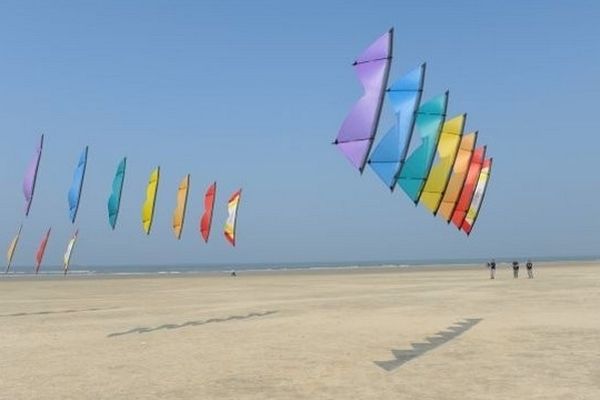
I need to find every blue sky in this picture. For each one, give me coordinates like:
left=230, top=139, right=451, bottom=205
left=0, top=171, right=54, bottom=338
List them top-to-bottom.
left=0, top=0, right=598, bottom=268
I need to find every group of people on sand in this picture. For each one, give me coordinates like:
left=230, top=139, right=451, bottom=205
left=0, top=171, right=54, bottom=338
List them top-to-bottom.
left=487, top=259, right=534, bottom=279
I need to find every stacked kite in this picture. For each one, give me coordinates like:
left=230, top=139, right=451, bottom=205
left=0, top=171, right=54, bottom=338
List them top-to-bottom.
left=334, top=28, right=493, bottom=235
left=5, top=136, right=243, bottom=275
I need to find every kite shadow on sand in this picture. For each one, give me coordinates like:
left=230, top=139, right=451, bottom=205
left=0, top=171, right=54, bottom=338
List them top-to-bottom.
left=0, top=307, right=112, bottom=318
left=107, top=310, right=278, bottom=338
left=374, top=318, right=482, bottom=372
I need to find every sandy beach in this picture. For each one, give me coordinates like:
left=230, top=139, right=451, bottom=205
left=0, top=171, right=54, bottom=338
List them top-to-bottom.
left=1, top=262, right=599, bottom=399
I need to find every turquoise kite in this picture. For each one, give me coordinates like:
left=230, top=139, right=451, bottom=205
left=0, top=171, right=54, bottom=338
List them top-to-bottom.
left=396, top=92, right=448, bottom=203
left=108, top=157, right=126, bottom=230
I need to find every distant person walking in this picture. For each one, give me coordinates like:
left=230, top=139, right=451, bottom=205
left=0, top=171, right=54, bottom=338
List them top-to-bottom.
left=489, top=259, right=496, bottom=279
left=526, top=259, right=534, bottom=279
left=512, top=261, right=519, bottom=279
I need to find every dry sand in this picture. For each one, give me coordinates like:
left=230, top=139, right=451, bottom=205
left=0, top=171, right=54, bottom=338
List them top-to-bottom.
left=1, top=262, right=599, bottom=399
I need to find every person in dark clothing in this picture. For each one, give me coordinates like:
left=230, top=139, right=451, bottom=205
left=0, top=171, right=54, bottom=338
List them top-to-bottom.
left=489, top=259, right=496, bottom=279
left=526, top=259, right=534, bottom=279
left=512, top=261, right=519, bottom=279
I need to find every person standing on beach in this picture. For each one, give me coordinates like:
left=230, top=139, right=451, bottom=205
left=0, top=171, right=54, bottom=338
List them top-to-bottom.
left=489, top=259, right=496, bottom=279
left=526, top=259, right=534, bottom=279
left=512, top=261, right=519, bottom=279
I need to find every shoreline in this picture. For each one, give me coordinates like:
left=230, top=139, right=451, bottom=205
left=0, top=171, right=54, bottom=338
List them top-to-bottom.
left=1, top=259, right=597, bottom=281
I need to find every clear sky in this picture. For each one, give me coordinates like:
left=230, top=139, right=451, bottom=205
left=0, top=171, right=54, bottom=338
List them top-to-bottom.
left=0, top=0, right=598, bottom=268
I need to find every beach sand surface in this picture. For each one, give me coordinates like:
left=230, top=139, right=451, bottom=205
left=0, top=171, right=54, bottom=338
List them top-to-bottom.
left=1, top=262, right=599, bottom=399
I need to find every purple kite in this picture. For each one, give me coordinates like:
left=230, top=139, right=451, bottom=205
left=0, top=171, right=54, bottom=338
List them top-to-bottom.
left=333, top=29, right=393, bottom=173
left=23, top=134, right=44, bottom=216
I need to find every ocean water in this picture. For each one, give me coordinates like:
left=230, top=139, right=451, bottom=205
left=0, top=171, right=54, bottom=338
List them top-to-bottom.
left=3, top=255, right=598, bottom=277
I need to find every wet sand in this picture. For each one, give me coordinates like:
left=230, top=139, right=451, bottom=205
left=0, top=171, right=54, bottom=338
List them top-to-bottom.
left=1, top=262, right=599, bottom=399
